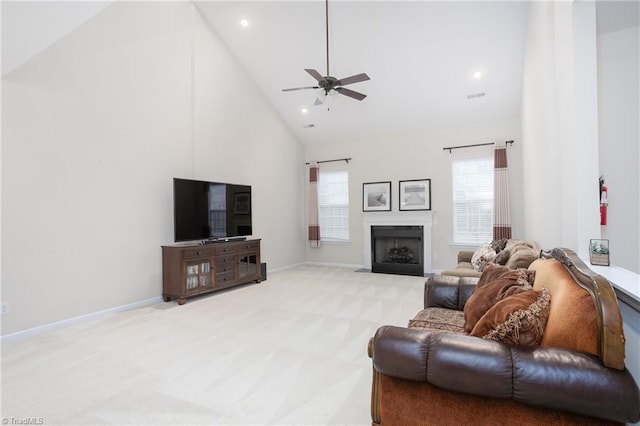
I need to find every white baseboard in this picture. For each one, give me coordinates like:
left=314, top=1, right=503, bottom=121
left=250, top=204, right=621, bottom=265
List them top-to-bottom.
left=304, top=261, right=364, bottom=269
left=266, top=262, right=306, bottom=274
left=0, top=296, right=162, bottom=344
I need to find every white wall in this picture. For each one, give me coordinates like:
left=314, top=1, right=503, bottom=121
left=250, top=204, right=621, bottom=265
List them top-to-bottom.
left=1, top=0, right=112, bottom=76
left=1, top=1, right=305, bottom=335
left=521, top=1, right=600, bottom=255
left=521, top=1, right=640, bottom=389
left=597, top=25, right=640, bottom=273
left=303, top=117, right=522, bottom=271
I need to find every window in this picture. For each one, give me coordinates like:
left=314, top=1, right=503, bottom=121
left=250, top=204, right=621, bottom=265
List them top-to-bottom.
left=452, top=156, right=493, bottom=245
left=318, top=169, right=349, bottom=241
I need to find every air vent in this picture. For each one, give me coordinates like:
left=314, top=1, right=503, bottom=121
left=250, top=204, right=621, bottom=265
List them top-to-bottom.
left=467, top=92, right=486, bottom=99
left=303, top=124, right=315, bottom=129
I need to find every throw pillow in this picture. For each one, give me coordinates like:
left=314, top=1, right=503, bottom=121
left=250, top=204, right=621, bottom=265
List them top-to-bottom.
left=490, top=238, right=508, bottom=253
left=471, top=244, right=497, bottom=272
left=504, top=247, right=539, bottom=269
left=494, top=249, right=511, bottom=265
left=475, top=263, right=536, bottom=289
left=463, top=264, right=536, bottom=333
left=471, top=287, right=551, bottom=347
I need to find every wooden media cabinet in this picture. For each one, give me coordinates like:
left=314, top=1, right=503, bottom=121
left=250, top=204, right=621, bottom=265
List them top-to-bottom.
left=162, top=239, right=261, bottom=305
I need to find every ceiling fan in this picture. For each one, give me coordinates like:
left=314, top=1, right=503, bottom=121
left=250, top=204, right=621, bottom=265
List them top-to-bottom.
left=282, top=0, right=370, bottom=105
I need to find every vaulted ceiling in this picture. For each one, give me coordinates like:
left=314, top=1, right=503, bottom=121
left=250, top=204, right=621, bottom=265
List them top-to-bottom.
left=3, top=1, right=638, bottom=146
left=194, top=1, right=529, bottom=145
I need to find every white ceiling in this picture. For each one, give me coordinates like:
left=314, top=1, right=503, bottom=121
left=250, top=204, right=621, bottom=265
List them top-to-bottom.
left=194, top=1, right=529, bottom=145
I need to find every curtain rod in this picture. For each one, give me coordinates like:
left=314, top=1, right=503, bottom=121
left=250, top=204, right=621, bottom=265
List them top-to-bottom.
left=443, top=140, right=514, bottom=153
left=305, top=157, right=351, bottom=165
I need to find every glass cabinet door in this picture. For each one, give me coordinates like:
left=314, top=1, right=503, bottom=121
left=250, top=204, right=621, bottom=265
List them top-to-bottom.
left=238, top=254, right=257, bottom=279
left=186, top=261, right=212, bottom=290
left=199, top=261, right=212, bottom=287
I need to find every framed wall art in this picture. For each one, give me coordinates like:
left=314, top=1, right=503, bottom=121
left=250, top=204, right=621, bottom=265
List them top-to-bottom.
left=399, top=179, right=431, bottom=211
left=363, top=181, right=391, bottom=211
left=589, top=239, right=610, bottom=266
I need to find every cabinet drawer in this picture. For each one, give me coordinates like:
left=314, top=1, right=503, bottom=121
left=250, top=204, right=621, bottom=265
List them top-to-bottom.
left=237, top=241, right=259, bottom=254
left=214, top=245, right=237, bottom=255
left=183, top=248, right=215, bottom=260
left=214, top=255, right=235, bottom=267
left=215, top=263, right=234, bottom=275
left=216, top=271, right=236, bottom=285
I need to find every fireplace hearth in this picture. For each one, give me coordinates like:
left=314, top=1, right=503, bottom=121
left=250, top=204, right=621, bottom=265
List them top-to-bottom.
left=371, top=225, right=424, bottom=276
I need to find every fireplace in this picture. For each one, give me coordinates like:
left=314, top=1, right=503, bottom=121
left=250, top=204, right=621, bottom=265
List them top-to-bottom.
left=363, top=211, right=433, bottom=274
left=371, top=225, right=424, bottom=276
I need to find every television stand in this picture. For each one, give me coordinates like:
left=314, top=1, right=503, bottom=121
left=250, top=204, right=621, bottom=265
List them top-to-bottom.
left=162, top=239, right=261, bottom=304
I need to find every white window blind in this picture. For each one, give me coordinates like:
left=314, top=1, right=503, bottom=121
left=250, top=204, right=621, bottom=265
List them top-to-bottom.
left=452, top=156, right=494, bottom=245
left=318, top=169, right=349, bottom=241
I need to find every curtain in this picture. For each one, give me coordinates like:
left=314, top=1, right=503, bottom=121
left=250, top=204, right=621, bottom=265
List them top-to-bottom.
left=493, top=144, right=512, bottom=240
left=308, top=162, right=321, bottom=248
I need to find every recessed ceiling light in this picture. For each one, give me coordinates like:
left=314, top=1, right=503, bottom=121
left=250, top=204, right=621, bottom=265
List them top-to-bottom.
left=240, top=19, right=249, bottom=28
left=473, top=71, right=482, bottom=79
left=301, top=107, right=308, bottom=114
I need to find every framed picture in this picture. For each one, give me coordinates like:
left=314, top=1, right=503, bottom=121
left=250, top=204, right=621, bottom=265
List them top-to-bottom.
left=399, top=179, right=431, bottom=211
left=363, top=181, right=391, bottom=211
left=234, top=192, right=251, bottom=214
left=589, top=239, right=610, bottom=266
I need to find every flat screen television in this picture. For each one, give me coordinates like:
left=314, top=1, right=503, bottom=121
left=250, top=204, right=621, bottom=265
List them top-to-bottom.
left=173, top=177, right=252, bottom=242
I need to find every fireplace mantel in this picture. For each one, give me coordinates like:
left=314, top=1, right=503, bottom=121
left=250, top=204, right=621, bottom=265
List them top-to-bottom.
left=363, top=212, right=433, bottom=273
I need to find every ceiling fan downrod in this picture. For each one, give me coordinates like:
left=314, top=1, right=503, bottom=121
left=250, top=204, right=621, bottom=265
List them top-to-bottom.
left=325, top=0, right=330, bottom=77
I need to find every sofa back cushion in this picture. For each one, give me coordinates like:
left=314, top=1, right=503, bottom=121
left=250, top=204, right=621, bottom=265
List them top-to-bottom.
left=528, top=258, right=599, bottom=356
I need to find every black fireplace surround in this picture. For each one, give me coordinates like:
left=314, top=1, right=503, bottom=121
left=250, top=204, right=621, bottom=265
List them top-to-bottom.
left=371, top=225, right=424, bottom=276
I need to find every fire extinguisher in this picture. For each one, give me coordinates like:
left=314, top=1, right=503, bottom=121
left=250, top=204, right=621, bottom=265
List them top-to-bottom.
left=599, top=176, right=608, bottom=226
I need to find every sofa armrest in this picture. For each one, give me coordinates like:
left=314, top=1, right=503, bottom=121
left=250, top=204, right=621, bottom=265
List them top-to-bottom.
left=458, top=250, right=475, bottom=263
left=424, top=275, right=478, bottom=310
left=370, top=326, right=640, bottom=424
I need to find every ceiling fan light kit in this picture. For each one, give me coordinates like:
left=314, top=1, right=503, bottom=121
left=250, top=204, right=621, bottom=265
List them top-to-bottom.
left=282, top=0, right=370, bottom=108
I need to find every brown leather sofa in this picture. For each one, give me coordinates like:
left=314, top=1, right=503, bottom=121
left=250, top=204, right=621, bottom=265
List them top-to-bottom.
left=368, top=248, right=640, bottom=425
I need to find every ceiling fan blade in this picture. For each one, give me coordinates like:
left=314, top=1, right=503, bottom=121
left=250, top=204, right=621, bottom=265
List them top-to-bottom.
left=305, top=69, right=325, bottom=82
left=336, top=73, right=370, bottom=86
left=282, top=86, right=319, bottom=92
left=335, top=87, right=367, bottom=101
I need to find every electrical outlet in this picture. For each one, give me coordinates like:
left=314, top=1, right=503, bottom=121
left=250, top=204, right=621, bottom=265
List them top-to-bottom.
left=1, top=302, right=9, bottom=315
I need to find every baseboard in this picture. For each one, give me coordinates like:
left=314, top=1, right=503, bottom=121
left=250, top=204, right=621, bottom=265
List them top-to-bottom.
left=265, top=261, right=364, bottom=274
left=304, top=261, right=364, bottom=269
left=267, top=262, right=306, bottom=274
left=0, top=296, right=162, bottom=344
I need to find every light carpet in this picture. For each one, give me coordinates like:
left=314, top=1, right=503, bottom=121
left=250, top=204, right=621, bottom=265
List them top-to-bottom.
left=1, top=264, right=426, bottom=425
